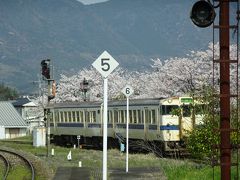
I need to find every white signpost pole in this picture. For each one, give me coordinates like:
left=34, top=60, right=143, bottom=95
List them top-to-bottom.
left=92, top=51, right=119, bottom=180
left=103, top=77, right=108, bottom=179
left=121, top=85, right=134, bottom=173
left=126, top=96, right=129, bottom=172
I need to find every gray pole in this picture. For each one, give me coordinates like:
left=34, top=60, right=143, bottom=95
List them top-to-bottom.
left=47, top=80, right=51, bottom=157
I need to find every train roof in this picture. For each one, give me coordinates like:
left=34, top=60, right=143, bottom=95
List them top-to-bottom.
left=49, top=98, right=164, bottom=109
left=109, top=98, right=163, bottom=107
left=49, top=101, right=101, bottom=109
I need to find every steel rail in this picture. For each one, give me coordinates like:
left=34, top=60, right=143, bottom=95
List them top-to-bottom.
left=0, top=149, right=35, bottom=180
left=0, top=154, right=10, bottom=180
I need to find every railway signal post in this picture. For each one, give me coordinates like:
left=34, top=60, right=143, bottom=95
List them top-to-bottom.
left=191, top=1, right=240, bottom=179
left=92, top=51, right=119, bottom=180
left=41, top=59, right=55, bottom=157
left=122, top=85, right=134, bottom=173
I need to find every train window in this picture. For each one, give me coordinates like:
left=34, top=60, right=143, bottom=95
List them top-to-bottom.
left=162, top=105, right=178, bottom=115
left=182, top=105, right=191, bottom=117
left=145, top=109, right=149, bottom=123
left=114, top=110, right=118, bottom=123
left=120, top=110, right=123, bottom=123
left=121, top=110, right=125, bottom=123
left=129, top=110, right=132, bottom=123
left=133, top=110, right=137, bottom=124
left=138, top=110, right=143, bottom=123
left=151, top=110, right=156, bottom=124
left=76, top=111, right=80, bottom=122
left=79, top=111, right=84, bottom=122
left=85, top=111, right=89, bottom=122
left=90, top=111, right=96, bottom=123
left=94, top=111, right=97, bottom=122
left=109, top=111, right=113, bottom=123
left=111, top=111, right=114, bottom=123
left=117, top=111, right=120, bottom=123
left=49, top=112, right=53, bottom=123
left=54, top=112, right=58, bottom=122
left=57, top=112, right=59, bottom=122
left=59, top=112, right=63, bottom=122
left=64, top=112, right=68, bottom=122
left=68, top=112, right=72, bottom=122
left=72, top=112, right=76, bottom=122
left=90, top=112, right=92, bottom=123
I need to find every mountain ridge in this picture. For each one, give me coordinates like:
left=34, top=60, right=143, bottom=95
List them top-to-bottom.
left=0, top=0, right=213, bottom=93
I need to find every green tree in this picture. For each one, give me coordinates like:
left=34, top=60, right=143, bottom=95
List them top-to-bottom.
left=0, top=83, right=19, bottom=100
left=186, top=87, right=240, bottom=162
left=186, top=87, right=220, bottom=160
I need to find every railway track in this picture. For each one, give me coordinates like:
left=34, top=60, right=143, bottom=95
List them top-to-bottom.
left=0, top=149, right=35, bottom=180
left=0, top=153, right=10, bottom=180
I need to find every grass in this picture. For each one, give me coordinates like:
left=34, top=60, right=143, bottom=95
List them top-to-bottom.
left=0, top=136, right=239, bottom=179
left=7, top=165, right=31, bottom=180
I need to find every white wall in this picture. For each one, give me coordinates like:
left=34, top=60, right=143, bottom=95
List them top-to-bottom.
left=0, top=126, right=5, bottom=139
left=33, top=127, right=46, bottom=147
left=5, top=128, right=27, bottom=139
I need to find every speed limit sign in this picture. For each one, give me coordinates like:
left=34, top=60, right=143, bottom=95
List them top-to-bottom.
left=92, top=50, right=119, bottom=180
left=92, top=51, right=119, bottom=78
left=122, top=85, right=134, bottom=97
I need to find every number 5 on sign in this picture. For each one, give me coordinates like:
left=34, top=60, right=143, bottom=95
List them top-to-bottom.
left=92, top=51, right=119, bottom=78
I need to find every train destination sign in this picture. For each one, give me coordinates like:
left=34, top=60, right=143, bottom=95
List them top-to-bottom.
left=92, top=51, right=119, bottom=78
left=180, top=97, right=193, bottom=103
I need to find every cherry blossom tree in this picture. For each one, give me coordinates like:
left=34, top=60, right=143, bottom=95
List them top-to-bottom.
left=54, top=43, right=239, bottom=102
left=55, top=67, right=128, bottom=102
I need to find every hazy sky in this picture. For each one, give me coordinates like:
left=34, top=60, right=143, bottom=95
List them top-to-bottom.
left=77, top=0, right=109, bottom=5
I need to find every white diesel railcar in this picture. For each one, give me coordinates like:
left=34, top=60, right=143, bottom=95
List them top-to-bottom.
left=47, top=97, right=204, bottom=153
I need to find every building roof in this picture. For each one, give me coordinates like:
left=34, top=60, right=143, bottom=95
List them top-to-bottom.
left=12, top=97, right=37, bottom=107
left=0, top=102, right=27, bottom=127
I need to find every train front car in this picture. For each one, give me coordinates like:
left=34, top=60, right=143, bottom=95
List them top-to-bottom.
left=159, top=96, right=204, bottom=154
left=159, top=97, right=181, bottom=153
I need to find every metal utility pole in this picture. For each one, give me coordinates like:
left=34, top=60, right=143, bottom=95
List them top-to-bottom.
left=190, top=1, right=239, bottom=179
left=219, top=1, right=231, bottom=179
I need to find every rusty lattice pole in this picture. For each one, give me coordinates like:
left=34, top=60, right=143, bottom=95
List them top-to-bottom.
left=219, top=0, right=231, bottom=179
